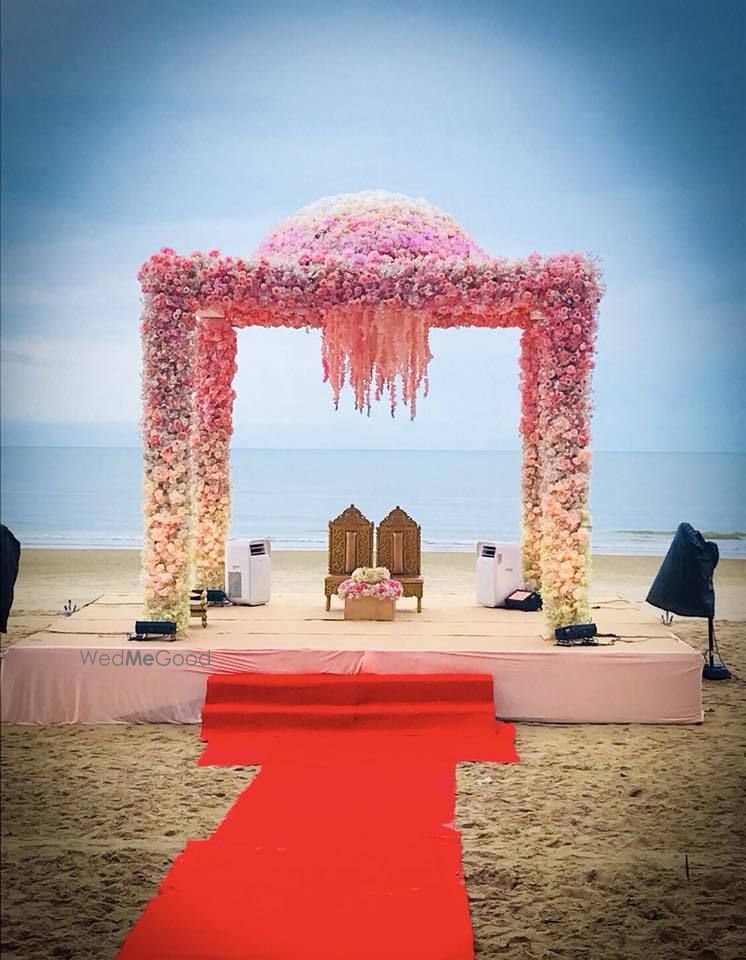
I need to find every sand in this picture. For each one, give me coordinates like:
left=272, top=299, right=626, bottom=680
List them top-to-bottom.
left=2, top=549, right=745, bottom=960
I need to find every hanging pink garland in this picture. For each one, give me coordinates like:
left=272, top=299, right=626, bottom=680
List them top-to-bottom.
left=320, top=305, right=432, bottom=417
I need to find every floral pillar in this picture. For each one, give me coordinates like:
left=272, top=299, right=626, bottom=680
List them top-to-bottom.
left=535, top=258, right=599, bottom=628
left=141, top=289, right=196, bottom=631
left=193, top=315, right=237, bottom=589
left=518, top=317, right=547, bottom=589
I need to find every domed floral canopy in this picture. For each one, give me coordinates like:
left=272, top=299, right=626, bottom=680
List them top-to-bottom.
left=139, top=191, right=602, bottom=629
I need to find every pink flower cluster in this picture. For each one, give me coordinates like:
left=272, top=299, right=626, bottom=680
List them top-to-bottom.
left=139, top=191, right=603, bottom=629
left=517, top=258, right=600, bottom=626
left=141, top=288, right=196, bottom=630
left=193, top=320, right=237, bottom=589
left=338, top=578, right=404, bottom=601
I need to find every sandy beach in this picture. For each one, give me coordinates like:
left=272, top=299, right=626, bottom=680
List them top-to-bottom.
left=2, top=549, right=745, bottom=959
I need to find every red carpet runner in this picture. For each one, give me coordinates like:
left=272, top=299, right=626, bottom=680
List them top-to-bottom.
left=117, top=674, right=518, bottom=960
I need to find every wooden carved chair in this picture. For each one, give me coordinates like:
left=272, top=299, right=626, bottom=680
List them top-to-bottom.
left=325, top=504, right=374, bottom=610
left=376, top=506, right=424, bottom=612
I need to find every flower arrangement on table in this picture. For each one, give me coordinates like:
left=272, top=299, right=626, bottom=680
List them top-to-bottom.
left=338, top=567, right=403, bottom=601
left=338, top=567, right=402, bottom=620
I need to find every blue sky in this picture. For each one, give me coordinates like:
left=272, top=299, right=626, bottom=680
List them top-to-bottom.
left=1, top=0, right=744, bottom=450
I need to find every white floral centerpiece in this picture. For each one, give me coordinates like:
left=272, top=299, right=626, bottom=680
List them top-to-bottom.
left=338, top=567, right=402, bottom=620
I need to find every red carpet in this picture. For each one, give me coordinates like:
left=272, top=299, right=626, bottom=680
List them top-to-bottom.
left=117, top=673, right=518, bottom=960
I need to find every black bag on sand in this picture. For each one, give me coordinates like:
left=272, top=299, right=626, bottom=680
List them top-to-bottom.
left=646, top=522, right=719, bottom=618
left=1, top=524, right=21, bottom=633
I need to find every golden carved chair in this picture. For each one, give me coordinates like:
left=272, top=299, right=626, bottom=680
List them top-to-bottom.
left=325, top=504, right=374, bottom=611
left=376, top=506, right=424, bottom=612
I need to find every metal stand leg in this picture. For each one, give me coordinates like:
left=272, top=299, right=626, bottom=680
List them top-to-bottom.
left=702, top=616, right=731, bottom=680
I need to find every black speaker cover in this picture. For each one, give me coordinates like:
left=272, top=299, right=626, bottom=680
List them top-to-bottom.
left=646, top=522, right=719, bottom=618
left=1, top=525, right=21, bottom=633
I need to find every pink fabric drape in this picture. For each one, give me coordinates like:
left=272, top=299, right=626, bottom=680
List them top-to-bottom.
left=1, top=643, right=703, bottom=725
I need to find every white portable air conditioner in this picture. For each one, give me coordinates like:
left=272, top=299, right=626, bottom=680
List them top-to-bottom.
left=225, top=538, right=272, bottom=605
left=475, top=541, right=523, bottom=608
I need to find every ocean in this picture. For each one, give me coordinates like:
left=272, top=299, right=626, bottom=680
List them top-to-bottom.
left=1, top=447, right=744, bottom=558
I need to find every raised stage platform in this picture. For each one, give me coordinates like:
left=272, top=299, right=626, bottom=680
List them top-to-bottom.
left=0, top=594, right=703, bottom=725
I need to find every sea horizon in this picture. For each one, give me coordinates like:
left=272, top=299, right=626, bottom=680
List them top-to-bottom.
left=2, top=446, right=744, bottom=558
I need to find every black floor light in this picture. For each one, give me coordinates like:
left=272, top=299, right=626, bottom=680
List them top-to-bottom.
left=646, top=522, right=730, bottom=681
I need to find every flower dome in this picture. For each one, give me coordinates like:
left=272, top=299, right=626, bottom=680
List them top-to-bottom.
left=255, top=190, right=485, bottom=267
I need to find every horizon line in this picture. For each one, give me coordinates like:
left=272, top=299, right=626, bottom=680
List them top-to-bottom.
left=1, top=444, right=745, bottom=455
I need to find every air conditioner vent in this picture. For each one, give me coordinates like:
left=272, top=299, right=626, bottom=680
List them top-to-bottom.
left=250, top=543, right=266, bottom=556
left=481, top=545, right=496, bottom=559
left=227, top=571, right=243, bottom=598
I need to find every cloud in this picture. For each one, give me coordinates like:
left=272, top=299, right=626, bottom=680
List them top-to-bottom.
left=1, top=334, right=140, bottom=423
left=0, top=348, right=45, bottom=368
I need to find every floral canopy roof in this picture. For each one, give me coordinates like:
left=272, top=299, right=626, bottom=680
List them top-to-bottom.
left=140, top=190, right=601, bottom=415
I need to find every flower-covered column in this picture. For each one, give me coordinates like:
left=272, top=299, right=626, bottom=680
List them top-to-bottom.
left=533, top=259, right=599, bottom=628
left=141, top=290, right=196, bottom=631
left=192, top=316, right=237, bottom=589
left=518, top=317, right=548, bottom=589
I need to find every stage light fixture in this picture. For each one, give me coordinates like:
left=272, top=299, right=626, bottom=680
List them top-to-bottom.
left=205, top=589, right=230, bottom=605
left=504, top=589, right=543, bottom=611
left=128, top=620, right=178, bottom=642
left=555, top=623, right=598, bottom=643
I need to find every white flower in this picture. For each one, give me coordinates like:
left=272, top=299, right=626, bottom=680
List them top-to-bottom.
left=350, top=566, right=391, bottom=584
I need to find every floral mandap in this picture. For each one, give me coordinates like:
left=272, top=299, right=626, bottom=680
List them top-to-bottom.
left=139, top=191, right=602, bottom=630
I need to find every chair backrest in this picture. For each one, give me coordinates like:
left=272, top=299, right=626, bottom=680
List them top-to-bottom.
left=328, top=505, right=374, bottom=576
left=376, top=506, right=421, bottom=577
